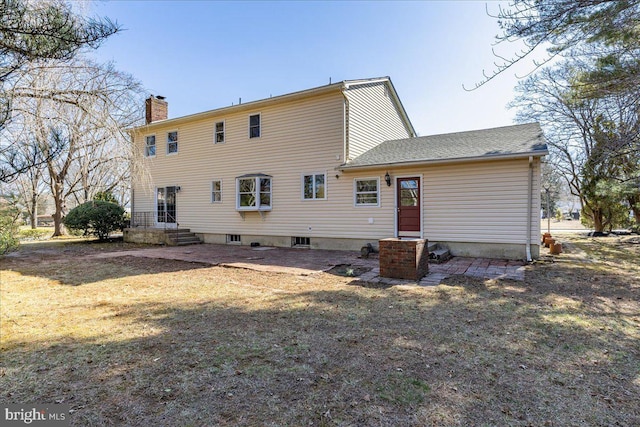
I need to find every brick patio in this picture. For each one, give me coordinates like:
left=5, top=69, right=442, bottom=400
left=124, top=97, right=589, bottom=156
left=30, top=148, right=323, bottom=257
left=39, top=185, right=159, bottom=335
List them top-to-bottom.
left=88, top=243, right=526, bottom=287
left=359, top=257, right=526, bottom=286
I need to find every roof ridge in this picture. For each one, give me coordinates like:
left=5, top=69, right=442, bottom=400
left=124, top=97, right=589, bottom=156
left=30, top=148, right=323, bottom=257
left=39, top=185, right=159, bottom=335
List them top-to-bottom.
left=413, top=122, right=540, bottom=140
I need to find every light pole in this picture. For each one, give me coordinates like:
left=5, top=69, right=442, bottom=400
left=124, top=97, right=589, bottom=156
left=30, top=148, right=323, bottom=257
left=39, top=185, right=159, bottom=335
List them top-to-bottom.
left=544, top=186, right=551, bottom=235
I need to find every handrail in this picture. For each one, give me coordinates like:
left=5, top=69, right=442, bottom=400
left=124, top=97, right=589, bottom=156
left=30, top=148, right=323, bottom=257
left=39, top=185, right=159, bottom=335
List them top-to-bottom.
left=130, top=211, right=179, bottom=243
left=163, top=211, right=179, bottom=243
left=131, top=212, right=153, bottom=228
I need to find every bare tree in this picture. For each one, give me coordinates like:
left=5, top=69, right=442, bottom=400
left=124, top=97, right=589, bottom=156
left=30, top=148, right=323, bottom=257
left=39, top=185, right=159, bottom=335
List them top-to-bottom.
left=0, top=0, right=120, bottom=180
left=7, top=57, right=144, bottom=235
left=512, top=61, right=640, bottom=232
left=6, top=137, right=49, bottom=228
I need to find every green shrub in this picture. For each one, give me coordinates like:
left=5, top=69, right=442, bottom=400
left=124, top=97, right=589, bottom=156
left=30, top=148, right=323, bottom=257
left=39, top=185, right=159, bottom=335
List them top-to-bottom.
left=63, top=200, right=125, bottom=241
left=0, top=207, right=20, bottom=254
left=555, top=208, right=563, bottom=221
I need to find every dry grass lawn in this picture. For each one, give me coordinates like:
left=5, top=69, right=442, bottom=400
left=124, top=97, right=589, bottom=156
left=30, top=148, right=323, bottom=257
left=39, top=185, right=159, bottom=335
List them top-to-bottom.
left=1, top=236, right=639, bottom=426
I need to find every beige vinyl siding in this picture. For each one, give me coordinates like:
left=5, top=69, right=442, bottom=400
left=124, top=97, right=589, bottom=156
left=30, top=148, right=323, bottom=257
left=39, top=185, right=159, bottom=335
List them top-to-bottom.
left=344, top=82, right=413, bottom=160
left=132, top=85, right=541, bottom=249
left=132, top=91, right=369, bottom=237
left=337, top=158, right=541, bottom=244
left=412, top=158, right=540, bottom=244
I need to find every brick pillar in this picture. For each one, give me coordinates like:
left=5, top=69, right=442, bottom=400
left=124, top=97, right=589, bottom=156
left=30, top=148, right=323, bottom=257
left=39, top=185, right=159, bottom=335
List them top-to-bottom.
left=145, top=96, right=168, bottom=124
left=379, top=238, right=429, bottom=280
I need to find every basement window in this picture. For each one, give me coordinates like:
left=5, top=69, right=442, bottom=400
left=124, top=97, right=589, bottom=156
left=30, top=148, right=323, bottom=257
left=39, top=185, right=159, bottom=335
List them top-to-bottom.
left=227, top=234, right=241, bottom=244
left=292, top=236, right=310, bottom=247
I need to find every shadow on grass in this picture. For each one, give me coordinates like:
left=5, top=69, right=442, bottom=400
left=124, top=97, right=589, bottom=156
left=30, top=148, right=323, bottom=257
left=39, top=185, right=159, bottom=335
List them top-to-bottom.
left=2, top=240, right=378, bottom=286
left=1, top=254, right=211, bottom=286
left=1, top=255, right=639, bottom=426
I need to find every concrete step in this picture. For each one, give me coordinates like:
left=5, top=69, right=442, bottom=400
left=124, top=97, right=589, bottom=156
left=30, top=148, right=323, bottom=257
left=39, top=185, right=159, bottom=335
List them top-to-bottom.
left=164, top=229, right=202, bottom=246
left=174, top=239, right=203, bottom=246
left=428, top=243, right=451, bottom=263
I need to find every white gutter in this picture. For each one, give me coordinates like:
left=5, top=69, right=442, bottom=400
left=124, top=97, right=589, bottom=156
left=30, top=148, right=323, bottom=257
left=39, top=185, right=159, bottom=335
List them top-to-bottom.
left=526, top=156, right=533, bottom=262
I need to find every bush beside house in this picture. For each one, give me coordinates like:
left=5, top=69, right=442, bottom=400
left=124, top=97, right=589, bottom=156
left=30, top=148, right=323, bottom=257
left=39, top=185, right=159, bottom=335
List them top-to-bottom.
left=63, top=200, right=125, bottom=240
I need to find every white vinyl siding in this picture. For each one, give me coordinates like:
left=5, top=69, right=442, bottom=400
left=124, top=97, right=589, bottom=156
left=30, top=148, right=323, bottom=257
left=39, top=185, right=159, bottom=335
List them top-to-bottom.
left=344, top=81, right=413, bottom=160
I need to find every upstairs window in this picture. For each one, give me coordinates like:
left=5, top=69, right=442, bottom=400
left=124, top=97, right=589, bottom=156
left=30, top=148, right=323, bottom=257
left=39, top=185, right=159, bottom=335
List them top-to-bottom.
left=249, top=114, right=261, bottom=138
left=215, top=121, right=224, bottom=144
left=167, top=131, right=178, bottom=154
left=145, top=135, right=156, bottom=157
left=303, top=173, right=326, bottom=200
left=237, top=174, right=271, bottom=210
left=354, top=178, right=379, bottom=206
left=211, top=179, right=222, bottom=203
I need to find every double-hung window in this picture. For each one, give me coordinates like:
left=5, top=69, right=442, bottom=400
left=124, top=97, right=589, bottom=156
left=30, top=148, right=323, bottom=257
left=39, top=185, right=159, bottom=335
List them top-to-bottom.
left=249, top=114, right=260, bottom=138
left=214, top=121, right=224, bottom=144
left=167, top=131, right=178, bottom=154
left=144, top=135, right=156, bottom=157
left=303, top=173, right=326, bottom=200
left=236, top=174, right=271, bottom=210
left=355, top=178, right=379, bottom=206
left=211, top=180, right=222, bottom=203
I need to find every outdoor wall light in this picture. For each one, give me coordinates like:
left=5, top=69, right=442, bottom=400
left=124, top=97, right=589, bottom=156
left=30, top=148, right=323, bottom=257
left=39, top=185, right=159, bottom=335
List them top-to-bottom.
left=384, top=172, right=391, bottom=187
left=175, top=186, right=181, bottom=192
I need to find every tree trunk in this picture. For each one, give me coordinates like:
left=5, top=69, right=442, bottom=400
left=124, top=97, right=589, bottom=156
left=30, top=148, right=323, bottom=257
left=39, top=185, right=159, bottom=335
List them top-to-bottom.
left=52, top=179, right=65, bottom=236
left=30, top=194, right=37, bottom=229
left=628, top=195, right=640, bottom=227
left=592, top=207, right=605, bottom=233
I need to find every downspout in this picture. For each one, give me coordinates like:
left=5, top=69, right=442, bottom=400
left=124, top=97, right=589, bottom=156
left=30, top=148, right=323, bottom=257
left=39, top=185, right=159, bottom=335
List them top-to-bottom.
left=341, top=88, right=349, bottom=163
left=526, top=156, right=533, bottom=262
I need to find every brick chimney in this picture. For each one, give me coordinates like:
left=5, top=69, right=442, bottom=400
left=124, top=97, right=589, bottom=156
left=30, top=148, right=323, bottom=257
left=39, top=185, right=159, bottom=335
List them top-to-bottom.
left=145, top=95, right=168, bottom=124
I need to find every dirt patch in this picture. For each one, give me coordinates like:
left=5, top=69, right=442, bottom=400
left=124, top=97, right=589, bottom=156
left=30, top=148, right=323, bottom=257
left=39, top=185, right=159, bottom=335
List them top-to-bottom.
left=326, top=264, right=372, bottom=277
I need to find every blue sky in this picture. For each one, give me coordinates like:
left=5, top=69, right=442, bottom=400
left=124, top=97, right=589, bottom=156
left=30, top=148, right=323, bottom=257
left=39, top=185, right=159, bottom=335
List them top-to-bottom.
left=90, top=1, right=533, bottom=136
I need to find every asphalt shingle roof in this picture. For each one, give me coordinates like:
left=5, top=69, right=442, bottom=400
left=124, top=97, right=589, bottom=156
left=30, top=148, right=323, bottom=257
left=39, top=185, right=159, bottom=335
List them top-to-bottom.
left=343, top=123, right=547, bottom=169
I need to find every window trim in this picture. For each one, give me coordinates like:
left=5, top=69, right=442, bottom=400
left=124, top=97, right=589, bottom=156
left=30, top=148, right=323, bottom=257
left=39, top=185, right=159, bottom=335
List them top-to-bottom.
left=248, top=113, right=261, bottom=139
left=214, top=121, right=225, bottom=144
left=167, top=130, right=179, bottom=155
left=144, top=135, right=156, bottom=157
left=302, top=172, right=327, bottom=200
left=236, top=174, right=272, bottom=211
left=354, top=177, right=380, bottom=207
left=211, top=179, right=222, bottom=203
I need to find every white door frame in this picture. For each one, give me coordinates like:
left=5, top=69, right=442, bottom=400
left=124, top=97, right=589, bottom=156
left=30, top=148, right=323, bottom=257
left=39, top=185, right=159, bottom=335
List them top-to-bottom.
left=394, top=173, right=423, bottom=238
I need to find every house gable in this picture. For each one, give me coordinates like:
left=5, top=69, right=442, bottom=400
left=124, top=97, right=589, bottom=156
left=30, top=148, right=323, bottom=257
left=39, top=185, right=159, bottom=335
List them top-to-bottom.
left=342, top=78, right=416, bottom=161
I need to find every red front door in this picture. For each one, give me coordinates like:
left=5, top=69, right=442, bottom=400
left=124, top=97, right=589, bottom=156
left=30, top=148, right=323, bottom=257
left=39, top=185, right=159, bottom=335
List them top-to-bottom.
left=397, top=177, right=421, bottom=233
